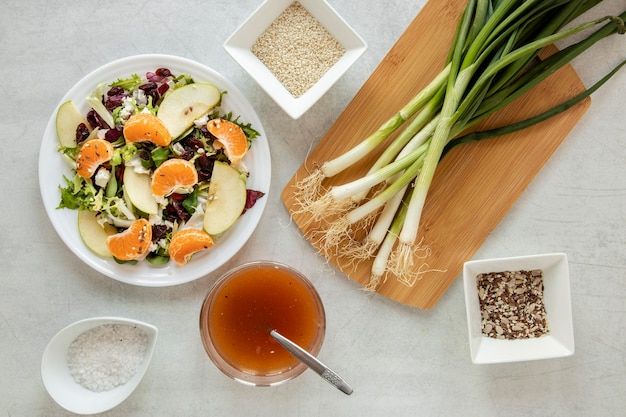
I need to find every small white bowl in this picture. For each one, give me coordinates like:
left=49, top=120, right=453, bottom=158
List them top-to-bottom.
left=224, top=0, right=367, bottom=119
left=463, top=253, right=574, bottom=364
left=41, top=317, right=158, bottom=415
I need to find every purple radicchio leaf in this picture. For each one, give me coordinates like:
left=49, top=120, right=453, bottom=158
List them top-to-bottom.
left=242, top=190, right=265, bottom=215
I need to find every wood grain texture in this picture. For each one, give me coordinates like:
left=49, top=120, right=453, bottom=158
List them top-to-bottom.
left=281, top=0, right=590, bottom=309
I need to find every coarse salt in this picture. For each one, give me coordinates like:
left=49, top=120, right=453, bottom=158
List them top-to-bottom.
left=67, top=323, right=148, bottom=392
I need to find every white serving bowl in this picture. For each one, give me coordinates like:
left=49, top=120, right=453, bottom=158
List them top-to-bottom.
left=224, top=0, right=367, bottom=119
left=463, top=253, right=575, bottom=364
left=41, top=317, right=158, bottom=415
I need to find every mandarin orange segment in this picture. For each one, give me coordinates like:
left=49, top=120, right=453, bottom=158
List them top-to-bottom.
left=123, top=113, right=172, bottom=147
left=206, top=118, right=248, bottom=164
left=75, top=138, right=115, bottom=178
left=150, top=159, right=198, bottom=198
left=105, top=218, right=152, bottom=261
left=168, top=228, right=214, bottom=266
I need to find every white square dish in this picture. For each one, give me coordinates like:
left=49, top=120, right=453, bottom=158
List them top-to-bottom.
left=224, top=0, right=367, bottom=119
left=463, top=253, right=575, bottom=364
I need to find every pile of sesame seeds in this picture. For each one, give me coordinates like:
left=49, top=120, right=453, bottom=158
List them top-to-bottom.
left=251, top=2, right=346, bottom=98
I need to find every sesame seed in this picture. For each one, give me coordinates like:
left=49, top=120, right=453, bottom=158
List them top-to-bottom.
left=251, top=1, right=346, bottom=98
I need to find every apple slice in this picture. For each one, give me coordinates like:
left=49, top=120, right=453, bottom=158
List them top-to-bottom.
left=156, top=83, right=221, bottom=139
left=56, top=100, right=89, bottom=148
left=203, top=161, right=247, bottom=236
left=123, top=167, right=159, bottom=215
left=77, top=209, right=117, bottom=258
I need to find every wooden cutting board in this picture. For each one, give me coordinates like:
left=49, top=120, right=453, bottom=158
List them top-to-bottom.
left=281, top=0, right=590, bottom=309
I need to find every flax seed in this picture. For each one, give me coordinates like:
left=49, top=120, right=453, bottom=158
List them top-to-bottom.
left=476, top=269, right=550, bottom=339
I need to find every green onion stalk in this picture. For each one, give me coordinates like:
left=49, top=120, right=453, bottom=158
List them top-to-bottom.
left=292, top=0, right=626, bottom=289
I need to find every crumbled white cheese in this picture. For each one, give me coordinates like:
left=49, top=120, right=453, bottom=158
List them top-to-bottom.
left=133, top=89, right=148, bottom=108
left=119, top=97, right=136, bottom=122
left=194, top=114, right=209, bottom=128
left=171, top=142, right=185, bottom=156
left=126, top=156, right=151, bottom=175
left=94, top=168, right=111, bottom=188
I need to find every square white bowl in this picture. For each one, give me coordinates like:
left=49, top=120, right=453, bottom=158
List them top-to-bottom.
left=224, top=0, right=367, bottom=119
left=463, top=253, right=574, bottom=364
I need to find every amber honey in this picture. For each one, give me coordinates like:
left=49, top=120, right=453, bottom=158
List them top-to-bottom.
left=200, top=262, right=325, bottom=383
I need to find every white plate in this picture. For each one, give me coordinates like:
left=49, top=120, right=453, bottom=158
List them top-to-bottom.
left=39, top=54, right=271, bottom=286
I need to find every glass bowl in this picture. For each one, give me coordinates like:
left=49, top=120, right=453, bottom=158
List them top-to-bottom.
left=199, top=261, right=325, bottom=386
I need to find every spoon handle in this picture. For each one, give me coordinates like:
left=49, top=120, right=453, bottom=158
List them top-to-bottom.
left=270, top=330, right=353, bottom=395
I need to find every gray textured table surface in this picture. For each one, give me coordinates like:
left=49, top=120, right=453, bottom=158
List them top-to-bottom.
left=1, top=1, right=625, bottom=416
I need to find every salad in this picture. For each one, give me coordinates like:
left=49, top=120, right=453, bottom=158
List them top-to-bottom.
left=56, top=67, right=265, bottom=266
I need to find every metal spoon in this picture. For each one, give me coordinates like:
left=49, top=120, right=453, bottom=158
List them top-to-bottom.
left=270, top=329, right=353, bottom=395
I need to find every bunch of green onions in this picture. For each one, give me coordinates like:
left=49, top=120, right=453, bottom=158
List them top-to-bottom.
left=293, top=0, right=626, bottom=290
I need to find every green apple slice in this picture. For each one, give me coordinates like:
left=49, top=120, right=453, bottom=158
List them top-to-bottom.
left=156, top=83, right=221, bottom=139
left=56, top=100, right=89, bottom=148
left=203, top=161, right=247, bottom=236
left=123, top=168, right=159, bottom=215
left=77, top=209, right=117, bottom=257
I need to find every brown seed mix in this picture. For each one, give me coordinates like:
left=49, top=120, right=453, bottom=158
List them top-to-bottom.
left=251, top=1, right=346, bottom=98
left=476, top=269, right=549, bottom=340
